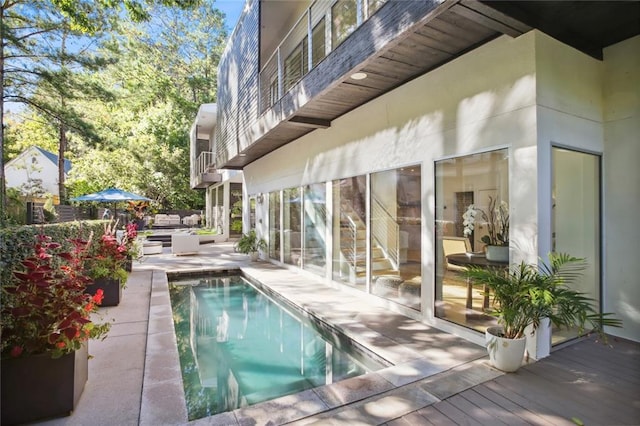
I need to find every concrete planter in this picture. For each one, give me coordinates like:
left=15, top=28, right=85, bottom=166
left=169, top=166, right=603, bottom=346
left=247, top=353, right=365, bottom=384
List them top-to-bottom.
left=1, top=344, right=88, bottom=425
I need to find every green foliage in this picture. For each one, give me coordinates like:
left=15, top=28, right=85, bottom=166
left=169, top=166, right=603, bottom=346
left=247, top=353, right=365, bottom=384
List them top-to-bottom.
left=2, top=0, right=224, bottom=214
left=4, top=188, right=27, bottom=225
left=0, top=221, right=106, bottom=286
left=235, top=229, right=266, bottom=255
left=1, top=234, right=111, bottom=359
left=465, top=253, right=622, bottom=340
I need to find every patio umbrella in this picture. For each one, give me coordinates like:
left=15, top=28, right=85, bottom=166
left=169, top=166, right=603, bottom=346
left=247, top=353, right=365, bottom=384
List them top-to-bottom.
left=70, top=188, right=150, bottom=220
left=70, top=188, right=150, bottom=202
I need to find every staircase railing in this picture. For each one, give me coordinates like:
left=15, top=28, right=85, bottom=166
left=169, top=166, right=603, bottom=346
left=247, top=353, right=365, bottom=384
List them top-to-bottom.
left=371, top=196, right=400, bottom=269
left=343, top=214, right=359, bottom=273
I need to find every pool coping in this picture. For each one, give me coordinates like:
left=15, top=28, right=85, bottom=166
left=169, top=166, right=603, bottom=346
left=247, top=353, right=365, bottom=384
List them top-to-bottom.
left=140, top=266, right=493, bottom=425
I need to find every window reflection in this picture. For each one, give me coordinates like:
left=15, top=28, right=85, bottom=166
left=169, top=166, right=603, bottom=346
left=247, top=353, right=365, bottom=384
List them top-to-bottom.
left=332, top=0, right=358, bottom=48
left=435, top=150, right=508, bottom=331
left=370, top=166, right=422, bottom=310
left=332, top=175, right=367, bottom=289
left=303, top=184, right=327, bottom=276
left=283, top=188, right=302, bottom=266
left=269, top=191, right=281, bottom=261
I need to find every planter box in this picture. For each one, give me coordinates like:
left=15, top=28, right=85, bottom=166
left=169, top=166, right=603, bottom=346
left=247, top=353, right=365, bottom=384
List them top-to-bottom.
left=87, top=277, right=122, bottom=306
left=1, top=343, right=88, bottom=425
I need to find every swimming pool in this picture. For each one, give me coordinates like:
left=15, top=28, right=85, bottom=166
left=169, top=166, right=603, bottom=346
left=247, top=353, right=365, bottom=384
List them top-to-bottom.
left=169, top=273, right=385, bottom=420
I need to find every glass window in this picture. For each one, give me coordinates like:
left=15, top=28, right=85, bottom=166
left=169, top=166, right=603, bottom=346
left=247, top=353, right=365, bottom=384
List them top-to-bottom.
left=332, top=0, right=358, bottom=49
left=366, top=0, right=386, bottom=18
left=311, top=19, right=326, bottom=67
left=283, top=38, right=308, bottom=93
left=269, top=74, right=278, bottom=107
left=552, top=148, right=601, bottom=344
left=434, top=149, right=508, bottom=331
left=370, top=166, right=422, bottom=310
left=332, top=175, right=367, bottom=289
left=230, top=183, right=243, bottom=236
left=303, top=183, right=327, bottom=276
left=216, top=185, right=224, bottom=206
left=283, top=187, right=302, bottom=266
left=269, top=191, right=281, bottom=261
left=249, top=197, right=256, bottom=229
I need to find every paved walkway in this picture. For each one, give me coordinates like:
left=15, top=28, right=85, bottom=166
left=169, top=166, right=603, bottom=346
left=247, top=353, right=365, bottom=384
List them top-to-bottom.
left=36, top=241, right=640, bottom=425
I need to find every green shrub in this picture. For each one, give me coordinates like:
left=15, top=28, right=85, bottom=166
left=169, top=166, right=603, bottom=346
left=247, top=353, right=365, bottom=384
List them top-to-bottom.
left=0, top=221, right=106, bottom=285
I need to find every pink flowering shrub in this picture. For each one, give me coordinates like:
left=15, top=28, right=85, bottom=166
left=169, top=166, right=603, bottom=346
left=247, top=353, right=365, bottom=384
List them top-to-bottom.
left=1, top=234, right=111, bottom=359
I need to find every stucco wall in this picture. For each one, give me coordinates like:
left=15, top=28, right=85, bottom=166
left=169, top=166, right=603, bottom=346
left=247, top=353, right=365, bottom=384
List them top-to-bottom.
left=242, top=31, right=639, bottom=342
left=244, top=31, right=539, bottom=320
left=532, top=32, right=639, bottom=342
left=603, top=35, right=640, bottom=342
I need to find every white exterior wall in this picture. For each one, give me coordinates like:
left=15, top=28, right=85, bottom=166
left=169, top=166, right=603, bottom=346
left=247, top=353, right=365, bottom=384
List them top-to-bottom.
left=242, top=31, right=640, bottom=343
left=245, top=32, right=538, bottom=340
left=602, top=36, right=640, bottom=342
left=5, top=147, right=61, bottom=197
left=205, top=170, right=243, bottom=242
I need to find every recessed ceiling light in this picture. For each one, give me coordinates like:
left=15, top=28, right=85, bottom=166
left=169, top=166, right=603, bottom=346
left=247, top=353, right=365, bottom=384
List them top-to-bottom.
left=350, top=72, right=367, bottom=80
left=239, top=153, right=247, bottom=157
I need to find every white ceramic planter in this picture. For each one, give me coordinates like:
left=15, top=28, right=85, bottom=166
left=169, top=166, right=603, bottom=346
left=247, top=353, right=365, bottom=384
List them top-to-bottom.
left=485, top=326, right=526, bottom=372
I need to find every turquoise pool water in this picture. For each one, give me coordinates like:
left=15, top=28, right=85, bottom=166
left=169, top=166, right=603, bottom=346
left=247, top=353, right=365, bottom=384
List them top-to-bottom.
left=169, top=274, right=384, bottom=420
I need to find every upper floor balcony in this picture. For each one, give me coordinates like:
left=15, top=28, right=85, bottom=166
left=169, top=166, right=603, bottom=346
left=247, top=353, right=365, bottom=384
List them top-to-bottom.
left=216, top=0, right=638, bottom=169
left=258, top=0, right=388, bottom=115
left=190, top=104, right=222, bottom=189
left=191, top=151, right=222, bottom=189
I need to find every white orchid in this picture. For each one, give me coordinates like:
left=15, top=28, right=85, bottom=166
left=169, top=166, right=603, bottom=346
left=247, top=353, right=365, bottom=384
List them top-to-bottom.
left=462, top=197, right=509, bottom=246
left=462, top=204, right=477, bottom=237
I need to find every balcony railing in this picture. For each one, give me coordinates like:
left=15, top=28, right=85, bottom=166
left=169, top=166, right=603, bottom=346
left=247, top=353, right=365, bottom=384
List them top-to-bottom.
left=259, top=0, right=387, bottom=114
left=191, top=151, right=221, bottom=188
left=196, top=151, right=215, bottom=175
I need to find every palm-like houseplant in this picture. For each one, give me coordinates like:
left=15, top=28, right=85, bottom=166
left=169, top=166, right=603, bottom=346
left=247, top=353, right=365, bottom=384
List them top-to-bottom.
left=235, top=229, right=267, bottom=261
left=465, top=252, right=621, bottom=371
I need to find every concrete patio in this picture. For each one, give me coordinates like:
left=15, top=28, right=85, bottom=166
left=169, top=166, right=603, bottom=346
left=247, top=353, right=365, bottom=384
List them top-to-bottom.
left=36, top=241, right=640, bottom=426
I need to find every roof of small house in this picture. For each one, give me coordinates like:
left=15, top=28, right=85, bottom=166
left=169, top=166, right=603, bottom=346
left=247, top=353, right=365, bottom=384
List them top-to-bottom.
left=5, top=145, right=72, bottom=173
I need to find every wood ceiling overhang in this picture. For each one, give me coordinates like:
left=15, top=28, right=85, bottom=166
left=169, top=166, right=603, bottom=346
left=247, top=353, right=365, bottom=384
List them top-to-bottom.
left=222, top=0, right=640, bottom=169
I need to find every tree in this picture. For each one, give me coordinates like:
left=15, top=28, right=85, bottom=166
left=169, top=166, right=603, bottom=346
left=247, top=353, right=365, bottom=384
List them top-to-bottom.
left=1, top=0, right=203, bottom=225
left=1, top=1, right=112, bottom=222
left=66, top=1, right=226, bottom=210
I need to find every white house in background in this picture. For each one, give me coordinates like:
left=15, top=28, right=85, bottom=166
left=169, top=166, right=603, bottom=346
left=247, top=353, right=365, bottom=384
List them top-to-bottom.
left=195, top=0, right=639, bottom=354
left=190, top=103, right=243, bottom=241
left=5, top=146, right=71, bottom=203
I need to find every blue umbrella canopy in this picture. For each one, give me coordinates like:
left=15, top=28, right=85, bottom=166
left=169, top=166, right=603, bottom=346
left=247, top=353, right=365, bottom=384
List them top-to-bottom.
left=70, top=188, right=150, bottom=202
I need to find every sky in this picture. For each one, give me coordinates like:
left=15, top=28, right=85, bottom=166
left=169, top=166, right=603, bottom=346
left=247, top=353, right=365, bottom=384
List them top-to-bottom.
left=216, top=0, right=246, bottom=31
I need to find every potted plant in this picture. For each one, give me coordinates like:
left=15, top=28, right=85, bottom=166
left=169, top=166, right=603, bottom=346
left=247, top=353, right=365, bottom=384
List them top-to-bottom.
left=463, top=196, right=509, bottom=261
left=127, top=200, right=149, bottom=231
left=85, top=221, right=128, bottom=306
left=120, top=222, right=142, bottom=271
left=235, top=229, right=267, bottom=261
left=1, top=234, right=111, bottom=425
left=465, top=253, right=621, bottom=372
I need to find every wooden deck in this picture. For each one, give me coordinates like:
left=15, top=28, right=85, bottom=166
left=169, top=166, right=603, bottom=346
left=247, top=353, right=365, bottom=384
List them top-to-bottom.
left=388, top=336, right=640, bottom=426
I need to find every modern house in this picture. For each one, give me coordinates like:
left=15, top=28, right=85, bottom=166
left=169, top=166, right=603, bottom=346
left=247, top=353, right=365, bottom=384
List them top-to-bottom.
left=193, top=0, right=640, bottom=357
left=190, top=103, right=244, bottom=240
left=5, top=145, right=71, bottom=203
